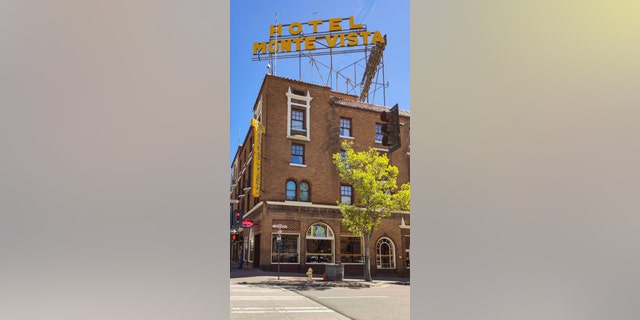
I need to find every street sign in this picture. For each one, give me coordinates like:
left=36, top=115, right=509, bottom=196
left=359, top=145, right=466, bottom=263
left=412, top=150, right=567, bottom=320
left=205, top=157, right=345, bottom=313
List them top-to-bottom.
left=230, top=199, right=240, bottom=204
left=272, top=224, right=288, bottom=229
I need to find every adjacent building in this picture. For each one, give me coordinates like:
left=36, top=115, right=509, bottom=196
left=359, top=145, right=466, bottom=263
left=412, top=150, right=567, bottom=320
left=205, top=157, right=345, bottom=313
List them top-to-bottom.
left=230, top=74, right=410, bottom=278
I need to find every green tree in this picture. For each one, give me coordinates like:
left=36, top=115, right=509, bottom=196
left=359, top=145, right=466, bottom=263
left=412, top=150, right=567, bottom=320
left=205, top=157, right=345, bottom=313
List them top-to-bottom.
left=332, top=141, right=410, bottom=281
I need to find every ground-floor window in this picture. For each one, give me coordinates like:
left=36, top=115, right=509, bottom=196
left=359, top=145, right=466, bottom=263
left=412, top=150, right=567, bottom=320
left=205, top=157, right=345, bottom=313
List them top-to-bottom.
left=305, top=223, right=334, bottom=263
left=246, top=228, right=254, bottom=262
left=271, top=233, right=299, bottom=263
left=404, top=235, right=410, bottom=268
left=340, top=236, right=363, bottom=264
left=376, top=237, right=396, bottom=269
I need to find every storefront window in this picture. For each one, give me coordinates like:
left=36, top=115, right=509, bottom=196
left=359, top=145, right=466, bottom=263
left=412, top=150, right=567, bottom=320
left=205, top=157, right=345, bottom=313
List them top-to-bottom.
left=305, top=223, right=334, bottom=263
left=247, top=228, right=254, bottom=262
left=271, top=234, right=299, bottom=263
left=340, top=236, right=363, bottom=264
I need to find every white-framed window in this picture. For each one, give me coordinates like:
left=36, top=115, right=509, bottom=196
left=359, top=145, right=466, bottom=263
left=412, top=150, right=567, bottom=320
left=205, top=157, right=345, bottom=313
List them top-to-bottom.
left=286, top=87, right=312, bottom=140
left=254, top=96, right=263, bottom=122
left=291, top=108, right=306, bottom=134
left=340, top=118, right=352, bottom=137
left=305, top=223, right=334, bottom=264
left=271, top=233, right=300, bottom=264
left=340, top=235, right=363, bottom=264
left=376, top=237, right=396, bottom=269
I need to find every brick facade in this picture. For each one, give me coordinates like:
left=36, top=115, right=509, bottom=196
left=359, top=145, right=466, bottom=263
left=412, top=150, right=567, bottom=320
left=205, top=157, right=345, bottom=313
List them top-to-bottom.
left=231, top=75, right=410, bottom=278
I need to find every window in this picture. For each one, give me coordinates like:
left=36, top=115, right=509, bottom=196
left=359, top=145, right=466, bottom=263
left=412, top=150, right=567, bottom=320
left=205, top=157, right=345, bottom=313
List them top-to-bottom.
left=286, top=87, right=312, bottom=139
left=291, top=108, right=306, bottom=134
left=340, top=118, right=352, bottom=137
left=375, top=124, right=383, bottom=143
left=291, top=144, right=305, bottom=165
left=286, top=180, right=297, bottom=200
left=299, top=182, right=310, bottom=202
left=341, top=185, right=353, bottom=204
left=305, top=223, right=334, bottom=263
left=246, top=228, right=254, bottom=262
left=271, top=234, right=299, bottom=264
left=404, top=235, right=410, bottom=268
left=340, top=236, right=363, bottom=264
left=376, top=237, right=396, bottom=269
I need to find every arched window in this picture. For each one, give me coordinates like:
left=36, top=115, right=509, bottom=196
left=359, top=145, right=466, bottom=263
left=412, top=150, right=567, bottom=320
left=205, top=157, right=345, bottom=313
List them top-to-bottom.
left=286, top=180, right=297, bottom=201
left=299, top=182, right=310, bottom=202
left=305, top=223, right=334, bottom=264
left=376, top=237, right=396, bottom=269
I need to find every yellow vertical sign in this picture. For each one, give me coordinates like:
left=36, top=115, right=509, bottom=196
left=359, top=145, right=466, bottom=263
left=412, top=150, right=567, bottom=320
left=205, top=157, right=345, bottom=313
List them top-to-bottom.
left=251, top=118, right=265, bottom=198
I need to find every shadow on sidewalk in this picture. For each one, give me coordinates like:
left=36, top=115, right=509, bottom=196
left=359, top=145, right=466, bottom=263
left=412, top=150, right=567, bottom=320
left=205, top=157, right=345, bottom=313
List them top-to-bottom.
left=230, top=262, right=409, bottom=285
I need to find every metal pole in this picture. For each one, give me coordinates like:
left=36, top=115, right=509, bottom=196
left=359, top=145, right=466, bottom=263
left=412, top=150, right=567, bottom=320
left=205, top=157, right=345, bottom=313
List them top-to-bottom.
left=277, top=236, right=281, bottom=279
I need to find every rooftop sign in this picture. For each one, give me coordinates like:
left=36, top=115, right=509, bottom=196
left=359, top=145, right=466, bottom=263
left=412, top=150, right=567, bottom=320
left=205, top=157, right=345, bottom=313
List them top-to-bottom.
left=252, top=16, right=385, bottom=56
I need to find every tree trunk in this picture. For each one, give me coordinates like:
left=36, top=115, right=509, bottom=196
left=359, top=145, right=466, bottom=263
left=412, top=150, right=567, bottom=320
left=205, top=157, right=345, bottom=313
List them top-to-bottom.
left=363, top=234, right=372, bottom=281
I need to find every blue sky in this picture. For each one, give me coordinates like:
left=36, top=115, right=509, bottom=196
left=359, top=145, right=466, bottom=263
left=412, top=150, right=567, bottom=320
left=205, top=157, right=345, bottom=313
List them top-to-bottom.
left=230, top=0, right=410, bottom=164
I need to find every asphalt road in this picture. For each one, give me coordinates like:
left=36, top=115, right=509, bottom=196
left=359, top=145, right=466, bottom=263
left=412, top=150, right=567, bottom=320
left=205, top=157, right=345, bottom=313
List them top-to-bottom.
left=230, top=265, right=410, bottom=320
left=291, top=283, right=410, bottom=320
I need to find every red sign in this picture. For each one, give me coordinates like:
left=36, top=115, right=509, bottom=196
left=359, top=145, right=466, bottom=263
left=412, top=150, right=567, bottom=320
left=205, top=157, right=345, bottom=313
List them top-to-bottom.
left=241, top=219, right=254, bottom=228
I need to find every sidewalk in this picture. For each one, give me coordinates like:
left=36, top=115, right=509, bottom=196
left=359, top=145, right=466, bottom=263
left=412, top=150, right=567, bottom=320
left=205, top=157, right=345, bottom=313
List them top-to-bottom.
left=230, top=262, right=410, bottom=288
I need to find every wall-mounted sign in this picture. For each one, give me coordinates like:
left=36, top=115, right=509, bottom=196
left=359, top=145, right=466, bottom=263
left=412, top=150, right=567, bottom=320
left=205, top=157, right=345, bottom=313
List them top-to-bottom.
left=252, top=16, right=385, bottom=55
left=251, top=118, right=265, bottom=198
left=241, top=219, right=254, bottom=228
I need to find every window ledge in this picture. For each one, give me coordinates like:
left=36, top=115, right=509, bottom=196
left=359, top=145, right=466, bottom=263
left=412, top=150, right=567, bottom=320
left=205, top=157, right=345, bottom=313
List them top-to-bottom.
left=287, top=135, right=310, bottom=142
left=339, top=135, right=354, bottom=140
left=373, top=147, right=388, bottom=152
left=290, top=163, right=307, bottom=168
left=285, top=200, right=313, bottom=204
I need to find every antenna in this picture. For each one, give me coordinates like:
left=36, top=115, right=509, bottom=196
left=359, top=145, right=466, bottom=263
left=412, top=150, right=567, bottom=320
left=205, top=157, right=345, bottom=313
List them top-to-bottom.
left=273, top=12, right=278, bottom=76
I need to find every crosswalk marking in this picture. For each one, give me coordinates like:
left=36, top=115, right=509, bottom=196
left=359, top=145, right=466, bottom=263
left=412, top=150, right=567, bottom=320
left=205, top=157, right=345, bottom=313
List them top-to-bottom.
left=231, top=295, right=305, bottom=301
left=317, top=295, right=389, bottom=299
left=231, top=306, right=335, bottom=314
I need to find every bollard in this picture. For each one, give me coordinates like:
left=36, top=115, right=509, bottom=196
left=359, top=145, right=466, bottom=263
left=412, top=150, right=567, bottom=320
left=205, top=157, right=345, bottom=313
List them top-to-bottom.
left=306, top=268, right=314, bottom=282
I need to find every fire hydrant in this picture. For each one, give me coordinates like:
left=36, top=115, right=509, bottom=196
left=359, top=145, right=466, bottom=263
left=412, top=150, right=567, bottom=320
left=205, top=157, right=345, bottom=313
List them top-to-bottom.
left=306, top=268, right=314, bottom=282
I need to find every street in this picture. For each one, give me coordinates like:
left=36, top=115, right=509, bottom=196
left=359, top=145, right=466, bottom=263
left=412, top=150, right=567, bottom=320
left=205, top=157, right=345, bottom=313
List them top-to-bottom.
left=230, top=266, right=410, bottom=320
left=230, top=282, right=351, bottom=319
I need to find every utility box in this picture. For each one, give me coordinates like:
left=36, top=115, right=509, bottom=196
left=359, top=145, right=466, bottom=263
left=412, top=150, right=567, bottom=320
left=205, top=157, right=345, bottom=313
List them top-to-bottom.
left=324, top=263, right=344, bottom=281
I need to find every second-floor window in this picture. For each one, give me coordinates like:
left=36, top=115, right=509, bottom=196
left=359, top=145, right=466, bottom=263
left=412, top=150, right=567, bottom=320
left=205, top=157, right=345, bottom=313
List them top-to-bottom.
left=340, top=118, right=352, bottom=137
left=291, top=144, right=305, bottom=165
left=286, top=180, right=297, bottom=200
left=286, top=180, right=311, bottom=202
left=299, top=182, right=310, bottom=202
